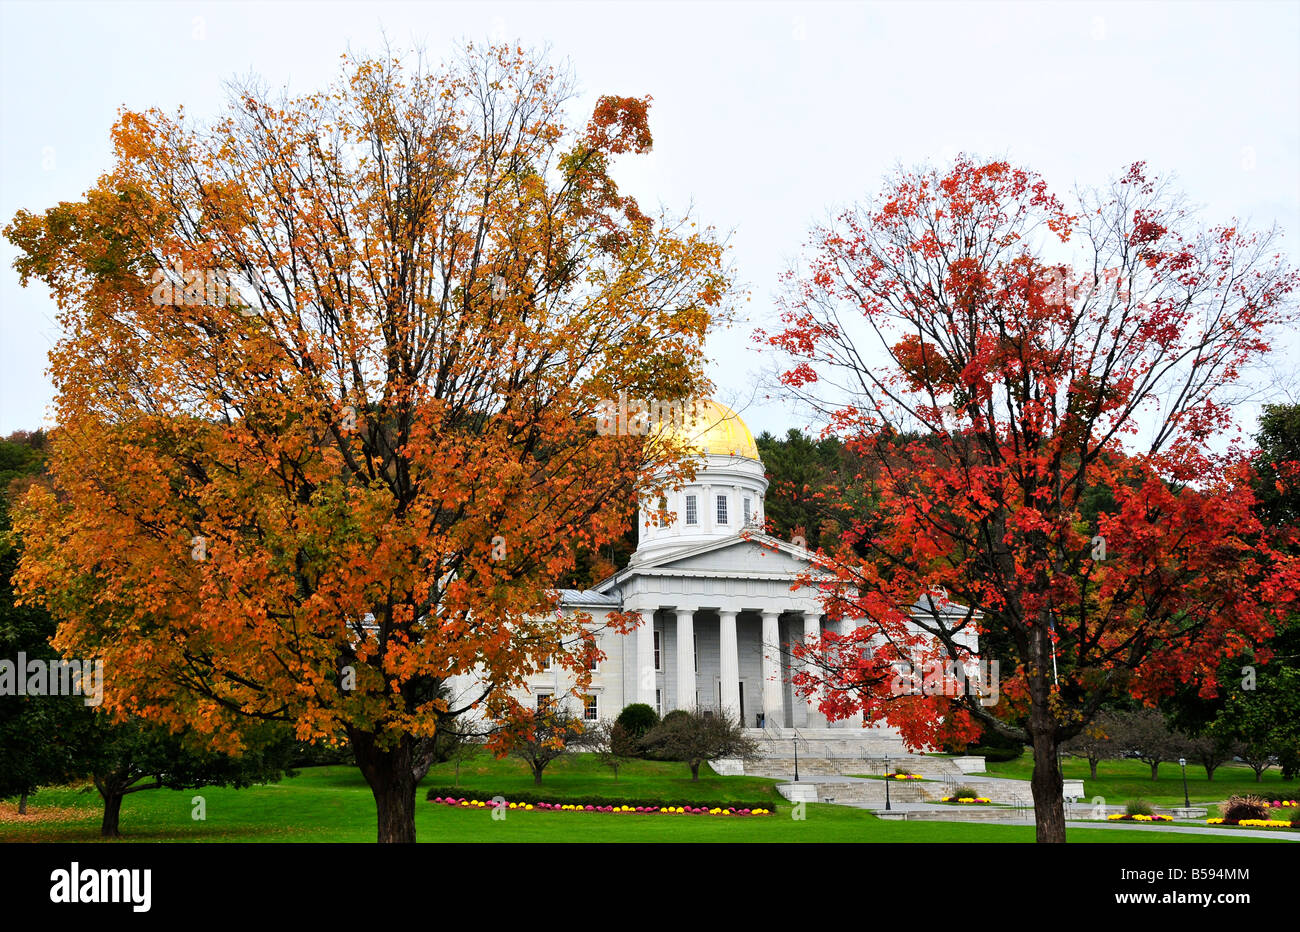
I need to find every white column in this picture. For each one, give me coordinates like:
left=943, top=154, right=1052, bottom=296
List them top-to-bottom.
left=718, top=609, right=740, bottom=723
left=676, top=610, right=696, bottom=712
left=761, top=610, right=783, bottom=729
left=636, top=611, right=656, bottom=707
left=803, top=614, right=827, bottom=727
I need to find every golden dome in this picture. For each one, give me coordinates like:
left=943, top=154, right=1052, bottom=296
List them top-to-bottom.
left=657, top=398, right=760, bottom=461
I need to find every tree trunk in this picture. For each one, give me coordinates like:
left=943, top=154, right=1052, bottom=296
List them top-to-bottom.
left=1027, top=625, right=1065, bottom=843
left=350, top=729, right=418, bottom=844
left=1089, top=759, right=1098, bottom=780
left=690, top=761, right=701, bottom=782
left=1150, top=762, right=1160, bottom=781
left=1204, top=764, right=1215, bottom=782
left=533, top=768, right=543, bottom=786
left=17, top=791, right=27, bottom=815
left=101, top=792, right=123, bottom=838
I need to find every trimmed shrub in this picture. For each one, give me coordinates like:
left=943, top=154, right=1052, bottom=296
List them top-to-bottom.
left=615, top=703, right=660, bottom=741
left=660, top=709, right=691, bottom=728
left=952, top=785, right=979, bottom=800
left=1124, top=798, right=1154, bottom=817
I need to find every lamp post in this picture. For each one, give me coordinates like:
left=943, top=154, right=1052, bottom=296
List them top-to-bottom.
left=794, top=737, right=800, bottom=783
left=883, top=755, right=892, bottom=811
left=1179, top=758, right=1190, bottom=809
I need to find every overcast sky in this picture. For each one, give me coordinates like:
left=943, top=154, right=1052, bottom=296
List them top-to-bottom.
left=2, top=0, right=1297, bottom=439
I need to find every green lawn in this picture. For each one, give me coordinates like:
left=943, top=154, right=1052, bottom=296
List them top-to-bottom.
left=422, top=751, right=784, bottom=805
left=0, top=755, right=1287, bottom=843
left=984, top=756, right=1297, bottom=808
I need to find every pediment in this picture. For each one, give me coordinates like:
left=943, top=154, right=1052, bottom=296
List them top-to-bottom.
left=598, top=533, right=822, bottom=589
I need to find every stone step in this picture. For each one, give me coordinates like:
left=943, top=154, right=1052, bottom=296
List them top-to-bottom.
left=746, top=755, right=970, bottom=780
left=806, top=782, right=940, bottom=804
left=880, top=807, right=1031, bottom=822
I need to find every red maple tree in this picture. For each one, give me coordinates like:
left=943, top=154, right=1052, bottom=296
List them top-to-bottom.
left=759, top=157, right=1300, bottom=842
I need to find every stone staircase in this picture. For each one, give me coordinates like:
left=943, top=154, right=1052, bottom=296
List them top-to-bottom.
left=717, top=725, right=1046, bottom=817
left=735, top=726, right=973, bottom=781
left=798, top=780, right=942, bottom=805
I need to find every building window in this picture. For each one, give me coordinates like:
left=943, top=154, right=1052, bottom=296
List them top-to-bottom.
left=685, top=494, right=698, bottom=525
left=716, top=494, right=728, bottom=524
left=656, top=496, right=669, bottom=526
left=743, top=497, right=752, bottom=524
left=653, top=629, right=661, bottom=670
left=543, top=654, right=554, bottom=671
left=655, top=688, right=662, bottom=716
left=536, top=692, right=553, bottom=711
left=583, top=694, right=598, bottom=721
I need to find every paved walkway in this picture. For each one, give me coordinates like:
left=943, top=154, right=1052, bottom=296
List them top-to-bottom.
left=775, top=766, right=1299, bottom=839
left=827, top=800, right=1297, bottom=838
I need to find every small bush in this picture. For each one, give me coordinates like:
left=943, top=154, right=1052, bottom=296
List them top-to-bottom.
left=615, top=703, right=660, bottom=741
left=660, top=709, right=691, bottom=727
left=288, top=739, right=353, bottom=767
left=967, top=744, right=1024, bottom=762
left=892, top=765, right=913, bottom=776
left=952, top=785, right=979, bottom=800
left=1220, top=794, right=1270, bottom=824
left=1124, top=798, right=1154, bottom=817
left=1289, top=807, right=1300, bottom=827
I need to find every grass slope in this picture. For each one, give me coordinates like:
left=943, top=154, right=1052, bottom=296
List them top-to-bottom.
left=984, top=757, right=1297, bottom=808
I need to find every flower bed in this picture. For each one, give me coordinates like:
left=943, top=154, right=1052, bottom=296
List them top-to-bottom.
left=884, top=773, right=924, bottom=781
left=424, top=787, right=777, bottom=813
left=430, top=796, right=772, bottom=816
left=940, top=796, right=991, bottom=804
left=1269, top=800, right=1299, bottom=809
left=1107, top=813, right=1172, bottom=822
left=1206, top=817, right=1296, bottom=828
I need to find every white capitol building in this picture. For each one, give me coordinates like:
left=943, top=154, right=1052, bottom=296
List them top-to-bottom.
left=452, top=399, right=977, bottom=763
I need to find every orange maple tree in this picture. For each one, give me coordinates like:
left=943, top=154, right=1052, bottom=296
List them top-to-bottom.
left=5, top=45, right=729, bottom=842
left=760, top=157, right=1300, bottom=842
